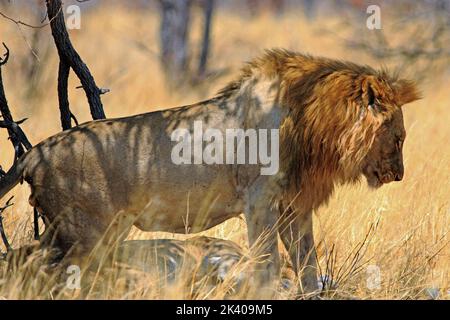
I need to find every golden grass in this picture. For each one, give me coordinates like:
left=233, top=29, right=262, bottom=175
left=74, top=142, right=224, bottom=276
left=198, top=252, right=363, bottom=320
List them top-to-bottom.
left=0, top=5, right=448, bottom=299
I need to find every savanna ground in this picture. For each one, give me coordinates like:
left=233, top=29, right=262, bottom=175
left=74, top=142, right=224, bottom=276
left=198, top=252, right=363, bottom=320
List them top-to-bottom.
left=0, top=2, right=448, bottom=299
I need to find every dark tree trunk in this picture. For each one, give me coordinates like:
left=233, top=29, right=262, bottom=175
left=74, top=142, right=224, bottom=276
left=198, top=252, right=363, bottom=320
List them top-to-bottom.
left=46, top=0, right=106, bottom=121
left=159, top=0, right=192, bottom=84
left=198, top=0, right=214, bottom=78
left=57, top=59, right=72, bottom=130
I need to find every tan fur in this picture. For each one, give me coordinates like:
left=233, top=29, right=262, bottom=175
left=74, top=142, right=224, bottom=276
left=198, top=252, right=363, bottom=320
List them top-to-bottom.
left=0, top=49, right=421, bottom=296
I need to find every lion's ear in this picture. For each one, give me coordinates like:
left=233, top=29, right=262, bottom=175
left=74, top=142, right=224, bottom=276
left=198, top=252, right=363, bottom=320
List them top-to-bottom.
left=362, top=77, right=381, bottom=114
left=394, top=79, right=422, bottom=106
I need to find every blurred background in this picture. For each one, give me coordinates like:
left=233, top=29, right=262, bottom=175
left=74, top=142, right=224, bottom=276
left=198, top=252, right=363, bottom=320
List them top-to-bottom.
left=0, top=0, right=448, bottom=299
left=0, top=0, right=448, bottom=130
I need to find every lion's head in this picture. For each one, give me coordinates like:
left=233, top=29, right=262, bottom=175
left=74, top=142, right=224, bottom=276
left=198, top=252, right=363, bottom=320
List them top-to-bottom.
left=268, top=51, right=422, bottom=195
left=345, top=76, right=421, bottom=189
left=361, top=109, right=406, bottom=188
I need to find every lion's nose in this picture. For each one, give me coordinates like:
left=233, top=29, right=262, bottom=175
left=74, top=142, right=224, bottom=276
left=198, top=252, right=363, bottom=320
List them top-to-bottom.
left=394, top=172, right=403, bottom=181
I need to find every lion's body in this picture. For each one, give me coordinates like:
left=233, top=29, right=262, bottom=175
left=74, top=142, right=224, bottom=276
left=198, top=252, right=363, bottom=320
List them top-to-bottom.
left=0, top=50, right=420, bottom=296
left=9, top=83, right=280, bottom=257
left=25, top=107, right=249, bottom=235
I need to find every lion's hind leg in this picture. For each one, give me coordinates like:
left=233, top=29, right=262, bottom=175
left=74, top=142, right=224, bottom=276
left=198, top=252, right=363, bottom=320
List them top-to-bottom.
left=34, top=205, right=134, bottom=297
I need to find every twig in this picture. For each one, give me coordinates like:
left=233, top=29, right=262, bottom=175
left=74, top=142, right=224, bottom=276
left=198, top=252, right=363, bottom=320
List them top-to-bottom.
left=0, top=5, right=62, bottom=29
left=0, top=5, right=63, bottom=61
left=0, top=42, right=9, bottom=66
left=75, top=85, right=111, bottom=95
left=70, top=113, right=79, bottom=126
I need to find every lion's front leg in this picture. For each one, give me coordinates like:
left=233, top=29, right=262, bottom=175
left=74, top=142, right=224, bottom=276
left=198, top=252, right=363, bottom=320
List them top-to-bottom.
left=244, top=176, right=283, bottom=299
left=279, top=210, right=319, bottom=296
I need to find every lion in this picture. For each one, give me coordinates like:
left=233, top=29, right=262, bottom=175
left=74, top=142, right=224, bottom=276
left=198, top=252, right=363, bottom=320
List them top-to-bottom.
left=0, top=49, right=420, bottom=297
left=87, top=236, right=294, bottom=299
left=112, top=236, right=249, bottom=298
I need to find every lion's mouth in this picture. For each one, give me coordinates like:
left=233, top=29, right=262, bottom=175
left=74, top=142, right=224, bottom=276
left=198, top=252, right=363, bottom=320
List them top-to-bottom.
left=363, top=166, right=384, bottom=189
left=365, top=168, right=397, bottom=189
left=368, top=170, right=383, bottom=189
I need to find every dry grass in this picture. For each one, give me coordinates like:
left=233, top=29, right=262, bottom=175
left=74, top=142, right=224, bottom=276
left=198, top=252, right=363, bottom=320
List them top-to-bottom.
left=0, top=4, right=448, bottom=300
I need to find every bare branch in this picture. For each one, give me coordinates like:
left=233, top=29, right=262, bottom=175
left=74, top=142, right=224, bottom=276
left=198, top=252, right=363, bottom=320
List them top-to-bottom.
left=0, top=5, right=62, bottom=29
left=0, top=42, right=9, bottom=66
left=0, top=44, right=32, bottom=163
left=0, top=44, right=36, bottom=242
left=76, top=85, right=111, bottom=95
left=70, top=112, right=79, bottom=126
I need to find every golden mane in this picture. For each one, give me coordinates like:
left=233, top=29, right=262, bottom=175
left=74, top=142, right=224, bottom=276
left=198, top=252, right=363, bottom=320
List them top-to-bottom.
left=217, top=49, right=421, bottom=208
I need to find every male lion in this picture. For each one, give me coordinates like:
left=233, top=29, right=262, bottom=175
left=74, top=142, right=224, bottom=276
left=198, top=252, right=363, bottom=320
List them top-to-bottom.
left=0, top=50, right=420, bottom=297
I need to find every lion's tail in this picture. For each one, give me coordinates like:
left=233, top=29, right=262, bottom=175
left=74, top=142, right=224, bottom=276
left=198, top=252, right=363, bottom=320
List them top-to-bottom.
left=0, top=161, right=25, bottom=202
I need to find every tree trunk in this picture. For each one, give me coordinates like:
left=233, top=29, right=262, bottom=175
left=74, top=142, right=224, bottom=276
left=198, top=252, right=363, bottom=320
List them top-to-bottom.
left=46, top=0, right=106, bottom=122
left=159, top=0, right=192, bottom=84
left=198, top=0, right=214, bottom=78
left=57, top=59, right=72, bottom=130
